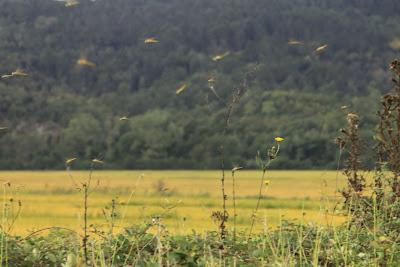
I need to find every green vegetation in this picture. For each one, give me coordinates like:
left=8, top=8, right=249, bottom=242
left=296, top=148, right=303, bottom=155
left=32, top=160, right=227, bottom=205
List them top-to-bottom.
left=1, top=0, right=399, bottom=169
left=2, top=0, right=400, bottom=265
left=2, top=222, right=398, bottom=266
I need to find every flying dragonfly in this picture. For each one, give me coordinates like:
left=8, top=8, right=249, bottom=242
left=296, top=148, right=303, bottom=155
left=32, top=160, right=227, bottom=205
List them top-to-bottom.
left=65, top=0, right=79, bottom=7
left=144, top=37, right=160, bottom=44
left=286, top=39, right=330, bottom=57
left=288, top=39, right=303, bottom=45
left=315, top=44, right=328, bottom=53
left=212, top=52, right=230, bottom=62
left=77, top=58, right=96, bottom=67
left=1, top=69, right=28, bottom=79
left=11, top=69, right=28, bottom=77
left=1, top=74, right=13, bottom=79
left=175, top=84, right=187, bottom=95
left=65, top=158, right=77, bottom=165
left=92, top=158, right=104, bottom=164
left=232, top=166, right=243, bottom=172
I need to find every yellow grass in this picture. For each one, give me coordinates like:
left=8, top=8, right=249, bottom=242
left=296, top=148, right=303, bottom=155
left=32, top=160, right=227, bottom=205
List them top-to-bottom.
left=0, top=170, right=351, bottom=235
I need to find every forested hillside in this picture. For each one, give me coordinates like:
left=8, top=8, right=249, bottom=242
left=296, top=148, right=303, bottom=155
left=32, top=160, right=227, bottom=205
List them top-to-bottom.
left=0, top=0, right=399, bottom=169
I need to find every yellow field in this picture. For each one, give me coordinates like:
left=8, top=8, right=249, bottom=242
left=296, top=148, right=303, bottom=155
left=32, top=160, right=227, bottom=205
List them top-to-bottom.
left=0, top=170, right=353, bottom=235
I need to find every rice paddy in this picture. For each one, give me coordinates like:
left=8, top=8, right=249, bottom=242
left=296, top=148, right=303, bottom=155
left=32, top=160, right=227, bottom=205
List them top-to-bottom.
left=1, top=170, right=349, bottom=235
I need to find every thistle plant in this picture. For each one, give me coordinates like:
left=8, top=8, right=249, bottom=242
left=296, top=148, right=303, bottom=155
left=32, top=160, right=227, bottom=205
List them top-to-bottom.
left=375, top=59, right=400, bottom=201
left=336, top=112, right=365, bottom=212
left=248, top=137, right=283, bottom=237
left=66, top=157, right=104, bottom=265
left=102, top=198, right=118, bottom=239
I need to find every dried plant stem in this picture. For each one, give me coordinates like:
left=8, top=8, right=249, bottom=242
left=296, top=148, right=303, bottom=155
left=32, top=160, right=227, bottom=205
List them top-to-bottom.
left=210, top=66, right=257, bottom=243
left=218, top=76, right=250, bottom=241
left=219, top=93, right=239, bottom=240
left=374, top=128, right=385, bottom=205
left=219, top=144, right=228, bottom=241
left=332, top=147, right=343, bottom=214
left=335, top=148, right=343, bottom=198
left=82, top=164, right=94, bottom=265
left=248, top=169, right=267, bottom=237
left=231, top=170, right=237, bottom=241
left=83, top=183, right=89, bottom=264
left=1, top=185, right=7, bottom=266
left=109, top=199, right=116, bottom=237
left=6, top=200, right=21, bottom=234
left=18, top=227, right=79, bottom=243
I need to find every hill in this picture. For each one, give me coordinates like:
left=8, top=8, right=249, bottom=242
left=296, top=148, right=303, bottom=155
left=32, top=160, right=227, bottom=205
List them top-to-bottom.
left=0, top=0, right=399, bottom=169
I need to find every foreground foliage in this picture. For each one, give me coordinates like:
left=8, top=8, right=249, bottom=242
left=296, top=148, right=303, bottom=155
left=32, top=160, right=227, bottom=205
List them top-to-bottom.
left=2, top=215, right=399, bottom=266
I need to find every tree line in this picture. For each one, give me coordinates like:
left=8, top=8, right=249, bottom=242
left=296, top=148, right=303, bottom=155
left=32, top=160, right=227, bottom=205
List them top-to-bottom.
left=0, top=0, right=398, bottom=169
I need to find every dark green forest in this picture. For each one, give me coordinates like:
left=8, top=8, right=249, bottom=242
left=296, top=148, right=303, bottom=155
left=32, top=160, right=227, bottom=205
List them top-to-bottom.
left=0, top=0, right=399, bottom=169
